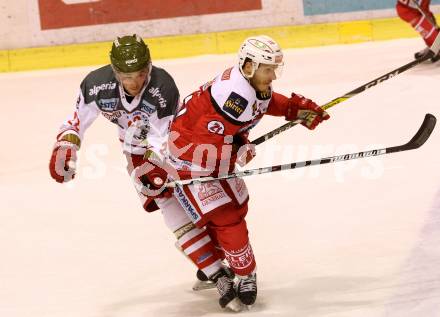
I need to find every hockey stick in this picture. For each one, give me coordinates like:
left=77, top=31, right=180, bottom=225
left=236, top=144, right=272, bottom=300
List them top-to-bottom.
left=251, top=55, right=432, bottom=146
left=167, top=113, right=436, bottom=187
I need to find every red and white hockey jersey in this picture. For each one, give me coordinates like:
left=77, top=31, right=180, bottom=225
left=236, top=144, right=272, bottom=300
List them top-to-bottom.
left=169, top=65, right=293, bottom=176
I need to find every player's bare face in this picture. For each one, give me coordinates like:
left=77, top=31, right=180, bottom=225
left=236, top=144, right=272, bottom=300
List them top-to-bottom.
left=250, top=64, right=278, bottom=92
left=115, top=67, right=149, bottom=96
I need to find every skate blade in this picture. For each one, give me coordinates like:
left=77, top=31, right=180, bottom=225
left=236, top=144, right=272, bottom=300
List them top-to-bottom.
left=192, top=280, right=216, bottom=291
left=225, top=298, right=245, bottom=312
left=244, top=305, right=253, bottom=311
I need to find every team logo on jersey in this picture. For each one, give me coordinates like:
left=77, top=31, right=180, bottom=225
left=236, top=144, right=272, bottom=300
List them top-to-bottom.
left=89, top=82, right=117, bottom=96
left=223, top=92, right=248, bottom=118
left=98, top=98, right=119, bottom=111
left=141, top=100, right=156, bottom=114
left=128, top=111, right=150, bottom=140
left=207, top=120, right=225, bottom=135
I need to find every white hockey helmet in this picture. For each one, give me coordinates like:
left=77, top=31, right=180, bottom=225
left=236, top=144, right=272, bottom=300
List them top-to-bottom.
left=238, top=35, right=284, bottom=78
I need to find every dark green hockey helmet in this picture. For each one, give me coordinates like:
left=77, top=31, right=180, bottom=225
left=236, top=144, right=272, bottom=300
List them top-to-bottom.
left=110, top=34, right=150, bottom=73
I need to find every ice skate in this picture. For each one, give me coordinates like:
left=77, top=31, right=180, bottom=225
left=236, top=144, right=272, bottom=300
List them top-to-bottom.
left=414, top=46, right=440, bottom=62
left=431, top=52, right=440, bottom=63
left=192, top=264, right=235, bottom=291
left=210, top=268, right=243, bottom=312
left=192, top=269, right=215, bottom=291
left=236, top=273, right=257, bottom=307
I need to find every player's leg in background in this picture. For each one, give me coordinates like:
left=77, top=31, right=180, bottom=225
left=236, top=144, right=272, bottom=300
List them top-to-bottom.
left=396, top=0, right=439, bottom=60
left=420, top=0, right=433, bottom=16
left=155, top=195, right=224, bottom=278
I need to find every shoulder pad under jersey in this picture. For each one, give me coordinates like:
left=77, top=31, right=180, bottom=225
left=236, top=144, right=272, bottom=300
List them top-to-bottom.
left=81, top=65, right=118, bottom=103
left=143, top=66, right=180, bottom=119
left=210, top=66, right=259, bottom=124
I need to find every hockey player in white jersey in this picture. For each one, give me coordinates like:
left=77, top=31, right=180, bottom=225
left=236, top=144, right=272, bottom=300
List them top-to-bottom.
left=49, top=34, right=226, bottom=293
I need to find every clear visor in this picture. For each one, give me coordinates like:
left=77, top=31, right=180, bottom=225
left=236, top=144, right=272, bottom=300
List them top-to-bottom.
left=253, top=62, right=284, bottom=78
left=273, top=62, right=284, bottom=78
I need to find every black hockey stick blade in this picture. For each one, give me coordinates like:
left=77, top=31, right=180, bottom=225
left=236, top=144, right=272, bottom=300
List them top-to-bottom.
left=167, top=113, right=436, bottom=187
left=387, top=113, right=436, bottom=154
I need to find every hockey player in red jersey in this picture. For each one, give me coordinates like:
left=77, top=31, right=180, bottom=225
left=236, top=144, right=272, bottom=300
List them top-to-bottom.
left=396, top=0, right=440, bottom=62
left=48, top=34, right=227, bottom=291
left=163, top=35, right=330, bottom=309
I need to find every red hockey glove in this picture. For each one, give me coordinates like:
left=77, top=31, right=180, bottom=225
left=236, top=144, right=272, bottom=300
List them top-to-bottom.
left=286, top=93, right=330, bottom=130
left=232, top=133, right=256, bottom=167
left=49, top=134, right=80, bottom=183
left=132, top=150, right=171, bottom=200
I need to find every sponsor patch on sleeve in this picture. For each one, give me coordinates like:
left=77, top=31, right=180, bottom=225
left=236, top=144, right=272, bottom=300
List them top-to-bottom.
left=222, top=92, right=248, bottom=119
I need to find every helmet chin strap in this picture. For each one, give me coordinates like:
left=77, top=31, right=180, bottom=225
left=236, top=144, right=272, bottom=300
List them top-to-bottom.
left=239, top=61, right=258, bottom=79
left=145, top=62, right=152, bottom=86
left=239, top=67, right=264, bottom=93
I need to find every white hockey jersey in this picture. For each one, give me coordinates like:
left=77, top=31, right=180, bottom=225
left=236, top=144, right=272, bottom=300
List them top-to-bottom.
left=58, top=64, right=179, bottom=155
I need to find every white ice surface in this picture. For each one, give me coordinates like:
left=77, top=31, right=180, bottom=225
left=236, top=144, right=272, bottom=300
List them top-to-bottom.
left=1, top=38, right=440, bottom=317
